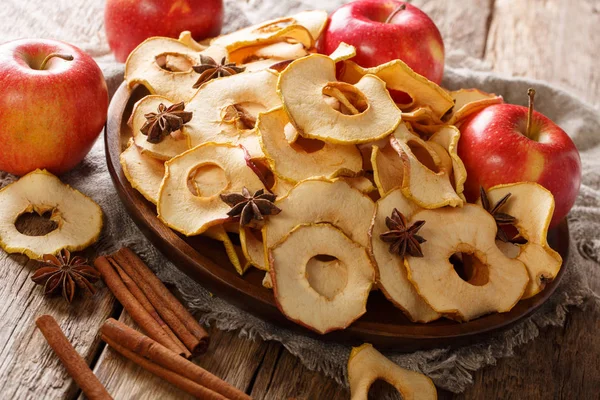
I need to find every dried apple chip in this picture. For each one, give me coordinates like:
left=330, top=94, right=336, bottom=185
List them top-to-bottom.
left=290, top=10, right=328, bottom=41
left=125, top=36, right=226, bottom=102
left=329, top=42, right=356, bottom=63
left=278, top=54, right=402, bottom=144
left=340, top=59, right=453, bottom=118
left=444, top=88, right=503, bottom=125
left=257, top=107, right=362, bottom=183
left=428, top=126, right=467, bottom=197
left=120, top=139, right=165, bottom=205
left=372, top=140, right=404, bottom=197
left=158, top=143, right=265, bottom=236
left=0, top=170, right=103, bottom=259
left=335, top=176, right=377, bottom=194
left=483, top=183, right=562, bottom=298
left=369, top=189, right=440, bottom=322
left=405, top=204, right=529, bottom=321
left=269, top=223, right=374, bottom=334
left=205, top=225, right=249, bottom=275
left=240, top=227, right=267, bottom=271
left=348, top=343, right=437, bottom=400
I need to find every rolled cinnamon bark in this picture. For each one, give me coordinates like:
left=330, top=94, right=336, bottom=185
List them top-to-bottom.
left=114, top=248, right=209, bottom=354
left=94, top=256, right=184, bottom=355
left=36, top=315, right=112, bottom=400
left=101, top=318, right=251, bottom=400
left=101, top=334, right=227, bottom=400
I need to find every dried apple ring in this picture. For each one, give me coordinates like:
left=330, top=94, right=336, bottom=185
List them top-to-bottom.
left=125, top=36, right=227, bottom=102
left=278, top=54, right=402, bottom=144
left=340, top=59, right=453, bottom=118
left=444, top=88, right=503, bottom=125
left=257, top=107, right=362, bottom=183
left=120, top=139, right=165, bottom=205
left=158, top=143, right=265, bottom=236
left=0, top=170, right=102, bottom=259
left=483, top=183, right=562, bottom=298
left=369, top=188, right=440, bottom=322
left=405, top=204, right=529, bottom=321
left=269, top=223, right=374, bottom=334
left=348, top=343, right=437, bottom=400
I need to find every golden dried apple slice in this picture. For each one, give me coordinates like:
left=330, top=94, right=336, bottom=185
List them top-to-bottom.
left=290, top=10, right=328, bottom=41
left=211, top=19, right=313, bottom=52
left=177, top=31, right=206, bottom=52
left=125, top=36, right=227, bottom=102
left=229, top=41, right=309, bottom=67
left=329, top=42, right=356, bottom=63
left=278, top=54, right=402, bottom=144
left=340, top=59, right=453, bottom=118
left=184, top=70, right=281, bottom=149
left=444, top=88, right=503, bottom=125
left=130, top=95, right=190, bottom=160
left=401, top=106, right=443, bottom=125
left=258, top=107, right=362, bottom=183
left=391, top=124, right=463, bottom=208
left=428, top=126, right=467, bottom=197
left=120, top=140, right=165, bottom=205
left=372, top=141, right=404, bottom=197
left=158, top=143, right=265, bottom=236
left=0, top=170, right=103, bottom=259
left=336, top=176, right=377, bottom=194
left=483, top=183, right=562, bottom=298
left=369, top=189, right=440, bottom=322
left=405, top=204, right=529, bottom=321
left=269, top=223, right=374, bottom=334
left=204, top=225, right=248, bottom=275
left=240, top=227, right=267, bottom=271
left=348, top=343, right=437, bottom=400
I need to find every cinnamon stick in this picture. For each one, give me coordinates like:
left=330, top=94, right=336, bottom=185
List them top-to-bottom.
left=115, top=247, right=209, bottom=353
left=94, top=256, right=184, bottom=355
left=108, top=258, right=191, bottom=358
left=36, top=315, right=112, bottom=400
left=101, top=318, right=251, bottom=400
left=101, top=334, right=227, bottom=400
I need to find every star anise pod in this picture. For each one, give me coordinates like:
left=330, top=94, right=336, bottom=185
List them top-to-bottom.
left=192, top=55, right=245, bottom=88
left=140, top=102, right=193, bottom=144
left=480, top=186, right=517, bottom=243
left=220, top=187, right=281, bottom=228
left=380, top=208, right=426, bottom=258
left=31, top=249, right=100, bottom=303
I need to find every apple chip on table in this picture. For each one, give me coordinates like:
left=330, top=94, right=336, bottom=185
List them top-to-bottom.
left=118, top=10, right=562, bottom=338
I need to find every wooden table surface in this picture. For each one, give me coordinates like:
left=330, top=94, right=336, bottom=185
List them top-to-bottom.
left=1, top=1, right=599, bottom=399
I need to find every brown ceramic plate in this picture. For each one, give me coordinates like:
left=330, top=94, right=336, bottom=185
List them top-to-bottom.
left=105, top=82, right=569, bottom=351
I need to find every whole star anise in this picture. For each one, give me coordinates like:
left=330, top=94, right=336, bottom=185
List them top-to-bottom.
left=192, top=55, right=245, bottom=88
left=140, top=102, right=193, bottom=144
left=220, top=187, right=281, bottom=228
left=480, top=187, right=517, bottom=243
left=380, top=208, right=426, bottom=258
left=31, top=249, right=100, bottom=303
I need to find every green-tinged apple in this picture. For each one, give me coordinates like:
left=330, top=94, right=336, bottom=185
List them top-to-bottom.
left=105, top=0, right=224, bottom=63
left=318, top=0, right=444, bottom=86
left=0, top=39, right=108, bottom=176
left=458, top=89, right=581, bottom=228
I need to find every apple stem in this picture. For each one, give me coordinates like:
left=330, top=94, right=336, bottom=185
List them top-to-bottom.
left=384, top=4, right=406, bottom=23
left=39, top=53, right=74, bottom=70
left=526, top=88, right=536, bottom=139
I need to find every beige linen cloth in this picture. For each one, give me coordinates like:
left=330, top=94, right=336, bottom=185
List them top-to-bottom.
left=1, top=0, right=599, bottom=394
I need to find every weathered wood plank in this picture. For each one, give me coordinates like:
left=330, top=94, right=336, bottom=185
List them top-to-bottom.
left=484, top=0, right=600, bottom=106
left=0, top=216, right=116, bottom=400
left=91, top=311, right=267, bottom=398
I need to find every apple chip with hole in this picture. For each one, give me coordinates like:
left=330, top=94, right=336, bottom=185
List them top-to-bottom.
left=125, top=35, right=227, bottom=102
left=278, top=54, right=402, bottom=144
left=340, top=59, right=453, bottom=118
left=183, top=69, right=280, bottom=155
left=444, top=88, right=503, bottom=125
left=130, top=95, right=190, bottom=160
left=257, top=107, right=362, bottom=183
left=391, top=123, right=463, bottom=208
left=428, top=126, right=467, bottom=197
left=120, top=139, right=165, bottom=205
left=158, top=143, right=265, bottom=236
left=0, top=170, right=103, bottom=259
left=482, top=183, right=562, bottom=298
left=369, top=189, right=440, bottom=322
left=405, top=204, right=529, bottom=321
left=269, top=223, right=374, bottom=334
left=348, top=343, right=437, bottom=400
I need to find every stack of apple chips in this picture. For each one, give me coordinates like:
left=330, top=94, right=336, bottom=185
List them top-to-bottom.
left=119, top=11, right=562, bottom=333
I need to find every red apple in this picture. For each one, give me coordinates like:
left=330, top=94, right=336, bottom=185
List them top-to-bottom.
left=105, top=0, right=224, bottom=63
left=319, top=0, right=444, bottom=85
left=0, top=39, right=108, bottom=176
left=458, top=90, right=581, bottom=228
